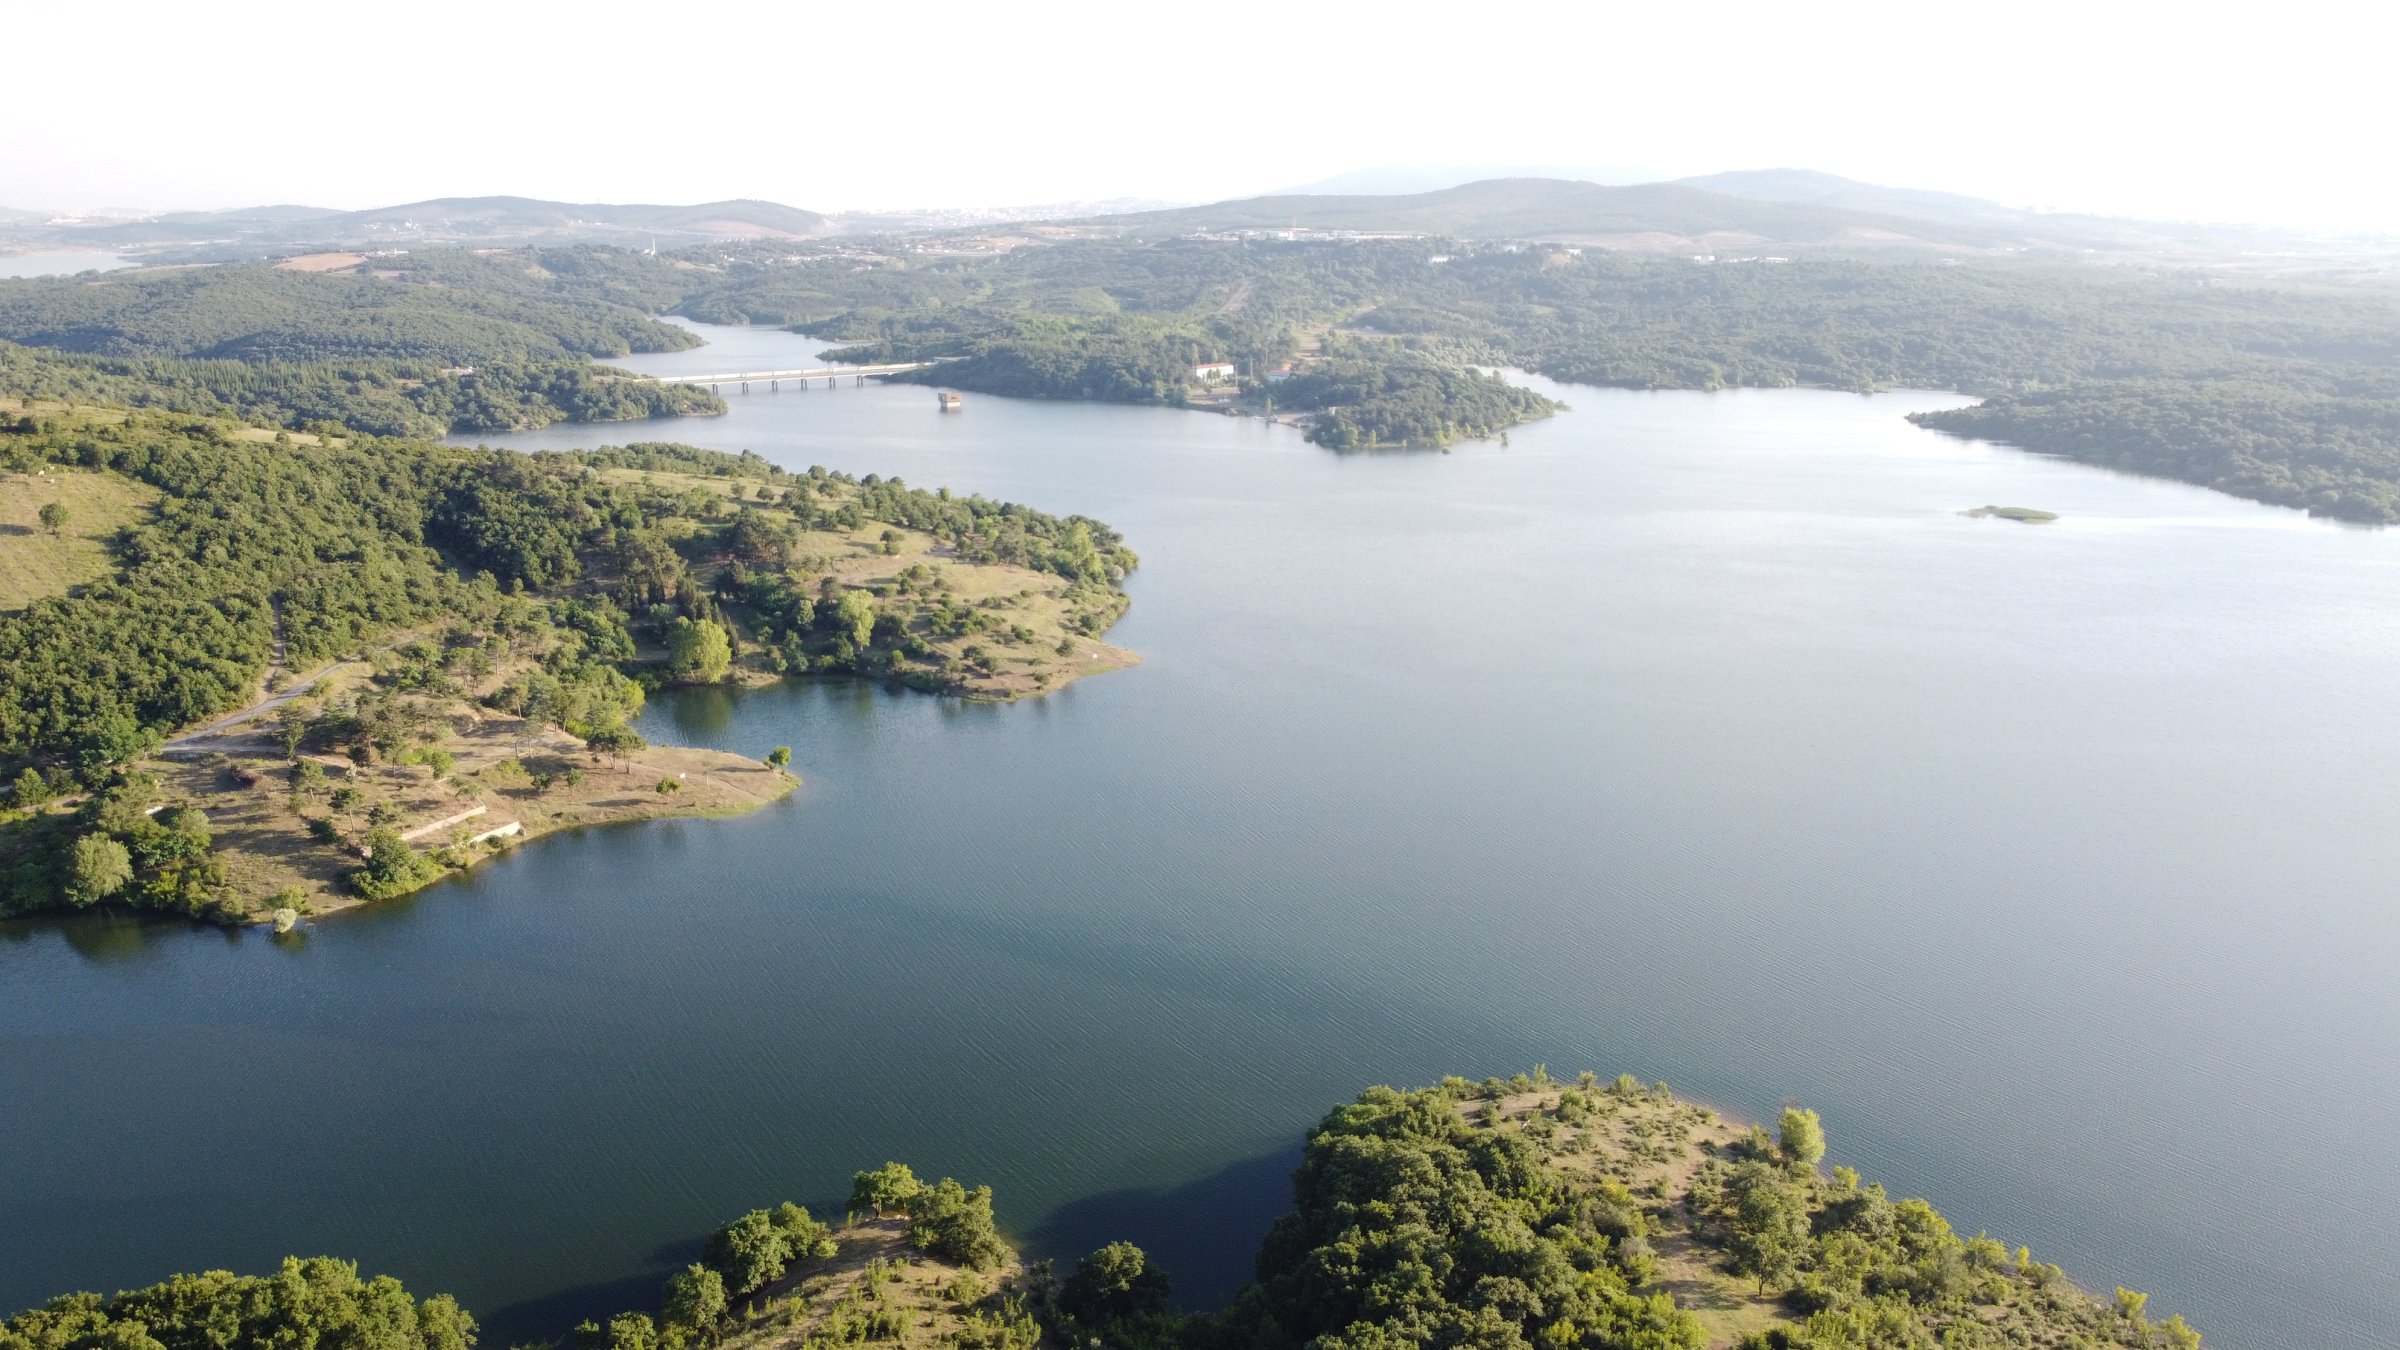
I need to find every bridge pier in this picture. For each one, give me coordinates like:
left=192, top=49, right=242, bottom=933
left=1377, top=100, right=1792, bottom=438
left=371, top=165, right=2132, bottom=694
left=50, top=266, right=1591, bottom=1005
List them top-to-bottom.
left=770, top=379, right=778, bottom=392
left=741, top=381, right=750, bottom=394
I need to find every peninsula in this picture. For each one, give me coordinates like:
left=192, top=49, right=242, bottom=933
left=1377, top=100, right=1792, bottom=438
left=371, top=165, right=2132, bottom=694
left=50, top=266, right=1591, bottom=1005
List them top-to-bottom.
left=0, top=398, right=1137, bottom=922
left=0, top=1071, right=2200, bottom=1350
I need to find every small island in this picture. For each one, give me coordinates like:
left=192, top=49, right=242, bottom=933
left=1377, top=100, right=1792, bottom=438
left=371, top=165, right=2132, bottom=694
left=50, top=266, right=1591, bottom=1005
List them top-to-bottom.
left=0, top=399, right=1137, bottom=923
left=1962, top=504, right=2060, bottom=522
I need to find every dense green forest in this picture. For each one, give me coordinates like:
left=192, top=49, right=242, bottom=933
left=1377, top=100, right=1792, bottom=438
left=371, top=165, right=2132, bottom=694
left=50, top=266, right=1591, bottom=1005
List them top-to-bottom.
left=0, top=251, right=724, bottom=434
left=0, top=252, right=698, bottom=363
left=0, top=340, right=722, bottom=436
left=1909, top=378, right=2400, bottom=521
left=0, top=406, right=1133, bottom=919
left=2, top=1073, right=2196, bottom=1350
left=0, top=1258, right=475, bottom=1350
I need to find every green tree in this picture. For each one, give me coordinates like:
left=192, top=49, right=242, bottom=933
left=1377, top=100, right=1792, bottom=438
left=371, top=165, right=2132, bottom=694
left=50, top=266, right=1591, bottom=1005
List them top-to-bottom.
left=38, top=500, right=68, bottom=535
left=833, top=591, right=875, bottom=648
left=668, top=617, right=732, bottom=683
left=584, top=724, right=646, bottom=776
left=764, top=745, right=791, bottom=772
left=10, top=765, right=51, bottom=809
left=162, top=805, right=211, bottom=850
left=350, top=826, right=438, bottom=900
left=66, top=834, right=133, bottom=906
left=1778, top=1106, right=1825, bottom=1167
left=849, top=1162, right=922, bottom=1219
left=907, top=1178, right=1009, bottom=1270
left=1729, top=1179, right=1811, bottom=1294
left=770, top=1203, right=837, bottom=1259
left=700, top=1207, right=824, bottom=1295
left=702, top=1209, right=788, bottom=1293
left=1059, top=1242, right=1171, bottom=1327
left=0, top=1256, right=473, bottom=1350
left=661, top=1265, right=726, bottom=1334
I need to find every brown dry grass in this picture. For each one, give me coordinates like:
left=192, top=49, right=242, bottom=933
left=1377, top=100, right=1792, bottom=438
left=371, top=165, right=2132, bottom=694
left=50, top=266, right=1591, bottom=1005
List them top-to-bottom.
left=272, top=252, right=366, bottom=272
left=156, top=700, right=793, bottom=918
left=1468, top=1087, right=1790, bottom=1349
left=720, top=1217, right=1028, bottom=1350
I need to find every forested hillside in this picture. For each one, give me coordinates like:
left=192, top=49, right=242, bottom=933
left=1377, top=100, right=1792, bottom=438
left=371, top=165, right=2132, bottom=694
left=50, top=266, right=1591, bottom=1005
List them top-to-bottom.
left=678, top=235, right=2400, bottom=515
left=0, top=250, right=727, bottom=433
left=0, top=253, right=696, bottom=363
left=0, top=340, right=722, bottom=437
left=2, top=1072, right=2198, bottom=1350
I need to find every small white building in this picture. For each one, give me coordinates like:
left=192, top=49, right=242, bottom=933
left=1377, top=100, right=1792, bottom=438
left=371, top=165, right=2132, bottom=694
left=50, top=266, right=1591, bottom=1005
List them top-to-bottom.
left=1191, top=361, right=1238, bottom=384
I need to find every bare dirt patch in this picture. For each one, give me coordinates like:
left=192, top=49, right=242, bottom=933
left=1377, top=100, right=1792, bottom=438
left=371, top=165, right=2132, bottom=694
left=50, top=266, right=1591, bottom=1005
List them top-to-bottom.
left=273, top=252, right=365, bottom=272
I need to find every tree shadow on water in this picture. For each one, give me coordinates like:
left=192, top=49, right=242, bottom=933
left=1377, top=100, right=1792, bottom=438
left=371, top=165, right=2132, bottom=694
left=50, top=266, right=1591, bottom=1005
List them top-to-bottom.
left=1025, top=1146, right=1301, bottom=1311
left=474, top=1233, right=711, bottom=1348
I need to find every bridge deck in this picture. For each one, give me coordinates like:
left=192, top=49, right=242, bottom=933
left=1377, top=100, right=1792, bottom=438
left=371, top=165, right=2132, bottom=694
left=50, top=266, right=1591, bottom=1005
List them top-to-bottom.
left=621, top=362, right=932, bottom=383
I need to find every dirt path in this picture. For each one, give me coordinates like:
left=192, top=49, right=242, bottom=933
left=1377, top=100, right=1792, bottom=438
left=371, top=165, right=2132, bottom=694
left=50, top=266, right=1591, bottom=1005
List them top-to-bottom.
left=162, top=657, right=362, bottom=752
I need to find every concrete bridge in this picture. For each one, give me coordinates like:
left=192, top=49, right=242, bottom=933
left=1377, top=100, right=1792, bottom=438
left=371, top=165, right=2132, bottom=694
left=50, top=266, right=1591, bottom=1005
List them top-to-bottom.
left=621, top=362, right=935, bottom=393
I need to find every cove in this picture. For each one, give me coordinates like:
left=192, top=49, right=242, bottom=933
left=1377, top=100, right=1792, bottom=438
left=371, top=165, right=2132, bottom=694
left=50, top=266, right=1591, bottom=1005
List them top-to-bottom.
left=5, top=321, right=2398, bottom=1349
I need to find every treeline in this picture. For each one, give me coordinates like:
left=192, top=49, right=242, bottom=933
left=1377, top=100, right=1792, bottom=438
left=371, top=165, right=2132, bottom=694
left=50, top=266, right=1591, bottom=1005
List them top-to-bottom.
left=0, top=341, right=723, bottom=437
left=1912, top=377, right=2400, bottom=522
left=0, top=1258, right=474, bottom=1350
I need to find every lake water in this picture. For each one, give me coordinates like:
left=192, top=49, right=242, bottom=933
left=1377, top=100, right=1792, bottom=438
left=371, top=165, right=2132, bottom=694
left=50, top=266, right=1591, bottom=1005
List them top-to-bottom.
left=0, top=249, right=133, bottom=278
left=7, top=320, right=2397, bottom=1348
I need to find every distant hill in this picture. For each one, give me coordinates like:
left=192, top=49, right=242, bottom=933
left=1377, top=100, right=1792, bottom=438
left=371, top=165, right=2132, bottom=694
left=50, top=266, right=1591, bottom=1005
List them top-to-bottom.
left=1271, top=162, right=1671, bottom=196
left=1673, top=168, right=2308, bottom=253
left=1673, top=168, right=2036, bottom=228
left=1084, top=177, right=1993, bottom=248
left=0, top=196, right=829, bottom=255
left=329, top=196, right=827, bottom=238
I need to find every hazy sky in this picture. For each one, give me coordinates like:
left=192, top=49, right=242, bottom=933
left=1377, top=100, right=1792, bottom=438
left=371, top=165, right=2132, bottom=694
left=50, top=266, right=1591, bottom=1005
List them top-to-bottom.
left=12, top=0, right=2394, bottom=230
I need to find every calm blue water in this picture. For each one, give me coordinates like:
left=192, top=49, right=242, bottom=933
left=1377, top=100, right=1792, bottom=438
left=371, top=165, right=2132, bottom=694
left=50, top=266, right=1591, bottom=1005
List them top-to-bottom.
left=0, top=249, right=132, bottom=278
left=7, top=320, right=2397, bottom=1348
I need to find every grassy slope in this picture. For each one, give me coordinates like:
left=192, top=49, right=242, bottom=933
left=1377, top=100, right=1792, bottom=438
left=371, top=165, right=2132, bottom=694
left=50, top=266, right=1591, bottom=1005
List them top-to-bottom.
left=0, top=460, right=159, bottom=611
left=150, top=729, right=791, bottom=920
left=1468, top=1082, right=2170, bottom=1349
left=719, top=1217, right=1028, bottom=1350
